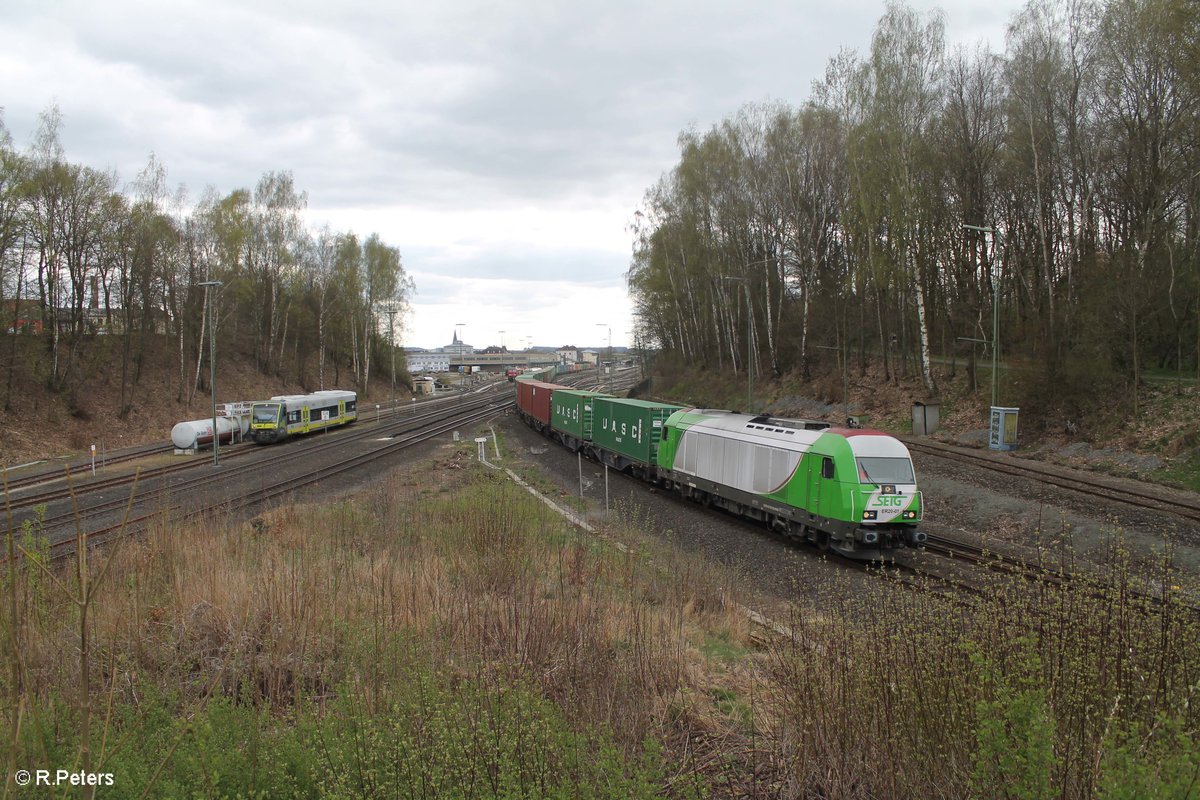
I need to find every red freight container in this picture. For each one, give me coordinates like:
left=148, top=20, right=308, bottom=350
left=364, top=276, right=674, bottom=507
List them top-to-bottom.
left=515, top=379, right=559, bottom=427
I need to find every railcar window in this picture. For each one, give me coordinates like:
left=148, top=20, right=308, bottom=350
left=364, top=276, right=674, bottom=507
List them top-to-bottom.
left=252, top=405, right=281, bottom=424
left=821, top=457, right=834, bottom=479
left=856, top=457, right=915, bottom=485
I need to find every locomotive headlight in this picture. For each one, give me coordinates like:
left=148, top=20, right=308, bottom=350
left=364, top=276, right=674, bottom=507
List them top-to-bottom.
left=862, top=510, right=877, bottom=521
left=902, top=510, right=917, bottom=520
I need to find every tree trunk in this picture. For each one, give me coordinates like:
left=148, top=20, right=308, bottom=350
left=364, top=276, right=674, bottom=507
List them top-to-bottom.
left=4, top=238, right=28, bottom=411
left=912, top=248, right=937, bottom=395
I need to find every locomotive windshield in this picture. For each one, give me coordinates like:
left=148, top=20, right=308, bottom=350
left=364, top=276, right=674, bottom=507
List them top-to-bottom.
left=252, top=403, right=282, bottom=424
left=856, top=457, right=915, bottom=485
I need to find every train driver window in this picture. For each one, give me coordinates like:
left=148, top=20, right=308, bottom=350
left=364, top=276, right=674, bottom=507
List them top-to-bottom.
left=821, top=457, right=834, bottom=479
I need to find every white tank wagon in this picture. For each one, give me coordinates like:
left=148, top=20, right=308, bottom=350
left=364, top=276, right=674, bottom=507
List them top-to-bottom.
left=171, top=416, right=248, bottom=452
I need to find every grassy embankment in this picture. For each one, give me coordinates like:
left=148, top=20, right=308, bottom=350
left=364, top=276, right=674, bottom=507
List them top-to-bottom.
left=2, top=433, right=1198, bottom=798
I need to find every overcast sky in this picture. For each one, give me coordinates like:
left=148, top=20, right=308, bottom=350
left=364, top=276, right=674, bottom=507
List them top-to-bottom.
left=2, top=0, right=1024, bottom=350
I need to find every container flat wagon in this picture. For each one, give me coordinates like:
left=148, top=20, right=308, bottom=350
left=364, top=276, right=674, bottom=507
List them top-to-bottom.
left=514, top=379, right=563, bottom=432
left=549, top=389, right=609, bottom=452
left=590, top=397, right=682, bottom=476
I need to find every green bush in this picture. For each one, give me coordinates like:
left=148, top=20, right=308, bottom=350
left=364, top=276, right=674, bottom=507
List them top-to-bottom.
left=970, top=642, right=1059, bottom=800
left=11, top=666, right=679, bottom=799
left=1097, top=714, right=1200, bottom=800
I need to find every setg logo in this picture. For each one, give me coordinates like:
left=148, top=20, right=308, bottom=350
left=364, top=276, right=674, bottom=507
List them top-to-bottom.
left=872, top=495, right=906, bottom=508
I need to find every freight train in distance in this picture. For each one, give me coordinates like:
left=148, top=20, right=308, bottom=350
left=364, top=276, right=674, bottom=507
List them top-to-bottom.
left=515, top=379, right=925, bottom=559
left=249, top=390, right=358, bottom=444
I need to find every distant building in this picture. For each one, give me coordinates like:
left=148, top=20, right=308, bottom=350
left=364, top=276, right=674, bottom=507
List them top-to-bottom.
left=3, top=299, right=44, bottom=335
left=405, top=330, right=475, bottom=372
left=443, top=330, right=474, bottom=358
left=556, top=345, right=580, bottom=363
left=406, top=352, right=449, bottom=373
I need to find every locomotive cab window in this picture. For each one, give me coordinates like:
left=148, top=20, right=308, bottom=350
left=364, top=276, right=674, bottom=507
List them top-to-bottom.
left=821, top=457, right=834, bottom=479
left=856, top=457, right=915, bottom=485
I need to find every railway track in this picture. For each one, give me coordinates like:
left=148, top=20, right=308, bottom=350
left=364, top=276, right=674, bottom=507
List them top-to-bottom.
left=4, top=367, right=633, bottom=554
left=4, top=368, right=628, bottom=566
left=4, top=368, right=763, bottom=572
left=2, top=371, right=617, bottom=520
left=0, top=374, right=516, bottom=490
left=1, top=380, right=520, bottom=513
left=2, top=388, right=513, bottom=556
left=36, top=398, right=515, bottom=562
left=581, top=424, right=1193, bottom=608
left=904, top=437, right=1200, bottom=523
left=1, top=442, right=174, bottom=492
left=915, top=529, right=1200, bottom=614
left=921, top=532, right=1064, bottom=582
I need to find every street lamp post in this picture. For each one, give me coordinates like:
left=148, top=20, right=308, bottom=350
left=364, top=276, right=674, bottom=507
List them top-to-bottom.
left=964, top=224, right=1000, bottom=408
left=720, top=276, right=752, bottom=412
left=198, top=280, right=222, bottom=467
left=385, top=305, right=398, bottom=407
left=454, top=323, right=465, bottom=388
left=596, top=323, right=611, bottom=392
left=636, top=331, right=645, bottom=381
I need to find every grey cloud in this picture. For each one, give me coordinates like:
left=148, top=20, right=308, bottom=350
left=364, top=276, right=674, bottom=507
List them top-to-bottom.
left=408, top=242, right=619, bottom=291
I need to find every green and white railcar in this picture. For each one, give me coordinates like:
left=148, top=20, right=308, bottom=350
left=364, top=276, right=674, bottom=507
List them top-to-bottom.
left=248, top=390, right=358, bottom=444
left=657, top=409, right=925, bottom=558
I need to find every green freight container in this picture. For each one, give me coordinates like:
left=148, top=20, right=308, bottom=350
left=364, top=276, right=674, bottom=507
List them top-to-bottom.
left=550, top=389, right=609, bottom=443
left=592, top=397, right=684, bottom=468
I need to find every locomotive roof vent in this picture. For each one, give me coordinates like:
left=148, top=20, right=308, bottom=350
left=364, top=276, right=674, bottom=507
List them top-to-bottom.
left=746, top=415, right=831, bottom=432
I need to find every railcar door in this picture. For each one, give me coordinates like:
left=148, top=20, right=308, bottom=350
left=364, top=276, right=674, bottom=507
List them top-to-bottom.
left=807, top=454, right=836, bottom=517
left=807, top=455, right=819, bottom=512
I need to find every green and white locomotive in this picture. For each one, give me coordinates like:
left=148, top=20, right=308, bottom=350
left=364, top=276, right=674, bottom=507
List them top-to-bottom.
left=516, top=378, right=925, bottom=559
left=656, top=409, right=925, bottom=558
